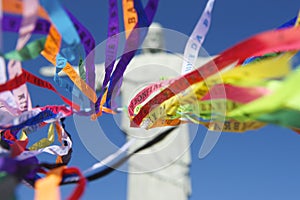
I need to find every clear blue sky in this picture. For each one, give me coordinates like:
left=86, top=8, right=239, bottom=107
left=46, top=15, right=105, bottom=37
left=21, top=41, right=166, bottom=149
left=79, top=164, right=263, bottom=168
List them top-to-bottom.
left=12, top=0, right=300, bottom=199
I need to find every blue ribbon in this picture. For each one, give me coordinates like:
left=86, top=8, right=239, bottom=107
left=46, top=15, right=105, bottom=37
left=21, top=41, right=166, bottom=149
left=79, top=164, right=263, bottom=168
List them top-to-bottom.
left=39, top=0, right=81, bottom=62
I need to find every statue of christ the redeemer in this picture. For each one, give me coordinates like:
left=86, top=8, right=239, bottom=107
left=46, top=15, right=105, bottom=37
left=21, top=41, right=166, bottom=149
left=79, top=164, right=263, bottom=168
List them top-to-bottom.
left=39, top=22, right=211, bottom=200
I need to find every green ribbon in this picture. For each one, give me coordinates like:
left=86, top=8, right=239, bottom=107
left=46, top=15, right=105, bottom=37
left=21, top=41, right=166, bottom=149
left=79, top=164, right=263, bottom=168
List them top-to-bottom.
left=3, top=37, right=46, bottom=61
left=78, top=57, right=86, bottom=82
left=258, top=109, right=300, bottom=129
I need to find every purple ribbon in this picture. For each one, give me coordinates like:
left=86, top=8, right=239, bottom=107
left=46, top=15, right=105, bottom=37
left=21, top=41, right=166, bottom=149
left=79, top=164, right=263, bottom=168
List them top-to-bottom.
left=95, top=0, right=120, bottom=112
left=96, top=0, right=159, bottom=110
left=2, top=14, right=50, bottom=34
left=0, top=156, right=39, bottom=180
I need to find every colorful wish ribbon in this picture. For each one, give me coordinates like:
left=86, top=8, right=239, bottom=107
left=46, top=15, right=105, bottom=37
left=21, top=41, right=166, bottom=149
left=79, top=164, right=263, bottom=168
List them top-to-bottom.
left=131, top=25, right=300, bottom=128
